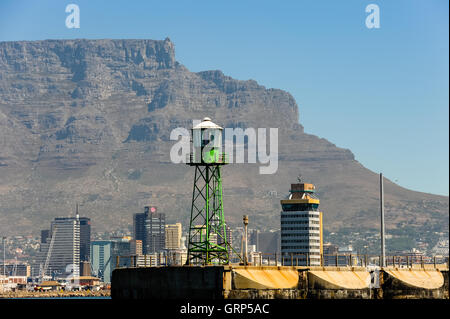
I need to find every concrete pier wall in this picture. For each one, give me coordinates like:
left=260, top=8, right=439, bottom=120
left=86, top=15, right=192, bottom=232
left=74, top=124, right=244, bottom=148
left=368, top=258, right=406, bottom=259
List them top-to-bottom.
left=111, top=265, right=449, bottom=300
left=111, top=266, right=224, bottom=299
left=231, top=266, right=299, bottom=289
left=380, top=268, right=447, bottom=299
left=443, top=270, right=449, bottom=299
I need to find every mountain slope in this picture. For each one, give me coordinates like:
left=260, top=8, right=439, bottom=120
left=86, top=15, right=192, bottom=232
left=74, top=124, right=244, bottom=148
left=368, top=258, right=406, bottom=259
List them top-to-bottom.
left=0, top=39, right=448, bottom=238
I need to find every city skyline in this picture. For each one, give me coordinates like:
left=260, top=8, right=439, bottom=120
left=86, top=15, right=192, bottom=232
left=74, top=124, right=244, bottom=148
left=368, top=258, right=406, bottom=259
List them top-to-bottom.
left=2, top=201, right=447, bottom=264
left=2, top=201, right=447, bottom=292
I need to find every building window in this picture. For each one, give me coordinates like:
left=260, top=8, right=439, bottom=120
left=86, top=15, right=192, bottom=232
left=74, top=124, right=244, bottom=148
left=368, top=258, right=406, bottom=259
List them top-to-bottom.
left=281, top=204, right=319, bottom=211
left=281, top=227, right=320, bottom=231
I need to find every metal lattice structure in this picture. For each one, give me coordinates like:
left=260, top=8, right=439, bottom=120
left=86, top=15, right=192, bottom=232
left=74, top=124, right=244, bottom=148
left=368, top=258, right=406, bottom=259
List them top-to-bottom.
left=186, top=118, right=229, bottom=265
left=187, top=160, right=229, bottom=265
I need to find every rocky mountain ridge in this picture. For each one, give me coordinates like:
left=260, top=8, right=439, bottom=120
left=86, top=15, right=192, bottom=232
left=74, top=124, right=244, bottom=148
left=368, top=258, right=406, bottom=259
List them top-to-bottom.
left=0, top=38, right=447, bottom=238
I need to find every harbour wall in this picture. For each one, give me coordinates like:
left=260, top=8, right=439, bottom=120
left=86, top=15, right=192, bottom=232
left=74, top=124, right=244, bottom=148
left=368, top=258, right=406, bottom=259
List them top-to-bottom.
left=111, top=265, right=449, bottom=300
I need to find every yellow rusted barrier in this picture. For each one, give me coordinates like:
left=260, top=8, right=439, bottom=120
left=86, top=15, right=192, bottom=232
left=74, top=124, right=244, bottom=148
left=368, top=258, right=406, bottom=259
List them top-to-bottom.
left=232, top=267, right=299, bottom=289
left=385, top=268, right=444, bottom=289
left=308, top=269, right=371, bottom=289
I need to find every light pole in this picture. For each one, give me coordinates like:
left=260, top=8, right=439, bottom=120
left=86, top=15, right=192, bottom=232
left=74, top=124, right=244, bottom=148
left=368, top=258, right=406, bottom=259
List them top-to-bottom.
left=380, top=173, right=386, bottom=267
left=243, top=215, right=249, bottom=266
left=2, top=237, right=6, bottom=277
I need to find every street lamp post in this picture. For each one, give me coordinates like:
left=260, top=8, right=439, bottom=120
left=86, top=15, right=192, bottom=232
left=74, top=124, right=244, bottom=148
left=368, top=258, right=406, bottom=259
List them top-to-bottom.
left=380, top=173, right=386, bottom=268
left=243, top=215, right=249, bottom=266
left=2, top=237, right=6, bottom=277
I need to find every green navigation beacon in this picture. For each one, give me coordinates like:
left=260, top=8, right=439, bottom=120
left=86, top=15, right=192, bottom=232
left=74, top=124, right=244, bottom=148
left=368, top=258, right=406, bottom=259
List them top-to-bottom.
left=186, top=117, right=229, bottom=265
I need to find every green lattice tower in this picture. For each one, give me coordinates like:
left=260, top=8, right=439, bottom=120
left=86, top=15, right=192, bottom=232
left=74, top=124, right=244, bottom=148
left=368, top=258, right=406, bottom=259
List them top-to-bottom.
left=186, top=117, right=229, bottom=265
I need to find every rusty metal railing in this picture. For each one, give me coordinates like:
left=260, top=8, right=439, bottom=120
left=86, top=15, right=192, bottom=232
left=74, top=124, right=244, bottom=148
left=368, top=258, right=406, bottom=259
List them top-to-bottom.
left=115, top=252, right=189, bottom=269
left=229, top=252, right=449, bottom=268
left=114, top=253, right=449, bottom=269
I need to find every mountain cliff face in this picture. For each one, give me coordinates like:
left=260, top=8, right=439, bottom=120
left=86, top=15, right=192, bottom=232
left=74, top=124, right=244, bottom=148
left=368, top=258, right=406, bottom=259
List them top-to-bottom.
left=0, top=39, right=448, bottom=237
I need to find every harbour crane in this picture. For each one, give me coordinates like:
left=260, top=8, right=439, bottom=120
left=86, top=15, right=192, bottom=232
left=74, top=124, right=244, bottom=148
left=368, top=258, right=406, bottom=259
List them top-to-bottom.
left=39, top=227, right=57, bottom=283
left=97, top=255, right=112, bottom=282
left=12, top=257, right=17, bottom=276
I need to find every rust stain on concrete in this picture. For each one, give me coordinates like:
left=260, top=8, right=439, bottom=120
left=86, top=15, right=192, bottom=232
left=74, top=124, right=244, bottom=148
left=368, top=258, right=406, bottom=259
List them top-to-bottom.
left=233, top=268, right=299, bottom=289
left=385, top=268, right=444, bottom=289
left=308, top=269, right=371, bottom=289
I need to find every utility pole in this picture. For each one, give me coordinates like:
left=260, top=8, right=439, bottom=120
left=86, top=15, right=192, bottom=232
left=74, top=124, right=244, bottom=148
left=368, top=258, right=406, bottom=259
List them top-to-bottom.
left=380, top=173, right=386, bottom=267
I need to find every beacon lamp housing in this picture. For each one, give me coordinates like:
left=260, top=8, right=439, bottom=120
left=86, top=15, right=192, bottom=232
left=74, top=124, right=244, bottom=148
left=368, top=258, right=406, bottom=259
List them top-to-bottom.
left=191, top=117, right=227, bottom=165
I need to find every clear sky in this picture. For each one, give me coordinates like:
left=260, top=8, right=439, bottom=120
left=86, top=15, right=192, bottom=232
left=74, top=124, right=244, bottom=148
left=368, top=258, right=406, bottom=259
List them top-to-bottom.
left=0, top=0, right=448, bottom=196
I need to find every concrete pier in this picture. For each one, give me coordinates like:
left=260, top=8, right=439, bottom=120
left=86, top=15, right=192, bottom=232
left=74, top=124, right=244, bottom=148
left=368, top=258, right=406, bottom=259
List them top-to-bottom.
left=111, top=265, right=449, bottom=300
left=112, top=266, right=224, bottom=299
left=379, top=268, right=447, bottom=299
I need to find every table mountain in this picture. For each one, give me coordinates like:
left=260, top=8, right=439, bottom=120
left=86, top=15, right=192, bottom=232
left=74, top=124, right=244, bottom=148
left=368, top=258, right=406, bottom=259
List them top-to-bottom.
left=0, top=39, right=448, bottom=238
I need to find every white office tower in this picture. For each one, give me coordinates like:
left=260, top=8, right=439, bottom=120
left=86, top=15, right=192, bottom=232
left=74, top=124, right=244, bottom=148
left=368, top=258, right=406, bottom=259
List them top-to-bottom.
left=280, top=182, right=323, bottom=266
left=46, top=217, right=81, bottom=279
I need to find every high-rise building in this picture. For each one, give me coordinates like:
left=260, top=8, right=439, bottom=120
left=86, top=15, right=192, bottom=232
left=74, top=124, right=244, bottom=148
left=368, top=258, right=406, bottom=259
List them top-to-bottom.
left=280, top=181, right=323, bottom=266
left=133, top=206, right=165, bottom=254
left=144, top=206, right=165, bottom=254
left=34, top=212, right=91, bottom=279
left=133, top=212, right=146, bottom=247
left=43, top=216, right=81, bottom=278
left=79, top=217, right=91, bottom=262
left=165, top=223, right=182, bottom=250
left=164, top=224, right=188, bottom=266
left=91, top=238, right=132, bottom=283
left=91, top=241, right=112, bottom=283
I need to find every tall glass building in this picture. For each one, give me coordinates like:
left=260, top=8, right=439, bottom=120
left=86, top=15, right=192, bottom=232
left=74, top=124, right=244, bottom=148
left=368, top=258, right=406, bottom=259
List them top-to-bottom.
left=280, top=182, right=323, bottom=266
left=133, top=206, right=165, bottom=254
left=144, top=206, right=165, bottom=254
left=133, top=212, right=146, bottom=250
left=34, top=213, right=90, bottom=279
left=36, top=216, right=81, bottom=279
left=79, top=217, right=91, bottom=262
left=91, top=238, right=132, bottom=283
left=91, top=241, right=112, bottom=283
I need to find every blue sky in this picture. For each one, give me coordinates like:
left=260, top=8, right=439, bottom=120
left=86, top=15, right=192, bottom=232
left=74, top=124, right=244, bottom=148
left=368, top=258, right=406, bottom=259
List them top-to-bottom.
left=0, top=0, right=448, bottom=195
